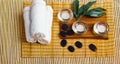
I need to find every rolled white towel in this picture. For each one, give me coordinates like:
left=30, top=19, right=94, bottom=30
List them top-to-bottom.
left=30, top=0, right=47, bottom=39
left=30, top=0, right=53, bottom=44
left=32, top=0, right=46, bottom=6
left=23, top=6, right=36, bottom=43
left=38, top=6, right=53, bottom=44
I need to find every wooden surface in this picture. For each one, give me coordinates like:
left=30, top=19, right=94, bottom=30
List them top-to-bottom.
left=0, top=0, right=120, bottom=64
left=22, top=2, right=114, bottom=58
left=60, top=16, right=108, bottom=39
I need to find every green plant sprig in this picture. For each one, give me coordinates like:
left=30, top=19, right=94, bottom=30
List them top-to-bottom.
left=73, top=0, right=106, bottom=20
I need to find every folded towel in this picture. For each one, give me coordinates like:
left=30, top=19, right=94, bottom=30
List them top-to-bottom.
left=30, top=0, right=53, bottom=44
left=30, top=0, right=46, bottom=38
left=23, top=6, right=36, bottom=43
left=38, top=6, right=53, bottom=44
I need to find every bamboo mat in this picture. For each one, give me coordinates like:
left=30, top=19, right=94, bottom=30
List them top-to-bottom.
left=1, top=0, right=120, bottom=64
left=22, top=2, right=114, bottom=57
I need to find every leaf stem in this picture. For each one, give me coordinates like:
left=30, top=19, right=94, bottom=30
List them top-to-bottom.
left=76, top=15, right=84, bottom=22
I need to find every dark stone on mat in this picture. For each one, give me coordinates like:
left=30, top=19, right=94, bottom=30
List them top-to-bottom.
left=61, top=24, right=68, bottom=31
left=67, top=30, right=74, bottom=35
left=60, top=31, right=66, bottom=37
left=60, top=39, right=67, bottom=47
left=75, top=41, right=82, bottom=48
left=89, top=44, right=97, bottom=52
left=68, top=46, right=75, bottom=52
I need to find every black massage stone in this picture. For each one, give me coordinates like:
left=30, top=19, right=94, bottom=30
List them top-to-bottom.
left=61, top=24, right=68, bottom=31
left=67, top=30, right=74, bottom=35
left=60, top=31, right=66, bottom=37
left=60, top=39, right=67, bottom=47
left=75, top=41, right=82, bottom=48
left=89, top=44, right=97, bottom=52
left=68, top=46, right=75, bottom=52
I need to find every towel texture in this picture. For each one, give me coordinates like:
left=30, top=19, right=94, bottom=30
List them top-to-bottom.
left=23, top=0, right=53, bottom=44
left=23, top=6, right=36, bottom=43
left=38, top=6, right=53, bottom=44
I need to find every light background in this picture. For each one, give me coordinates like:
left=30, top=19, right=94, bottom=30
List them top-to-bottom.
left=0, top=0, right=120, bottom=64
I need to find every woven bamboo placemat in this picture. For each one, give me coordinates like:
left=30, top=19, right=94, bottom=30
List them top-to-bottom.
left=22, top=2, right=114, bottom=57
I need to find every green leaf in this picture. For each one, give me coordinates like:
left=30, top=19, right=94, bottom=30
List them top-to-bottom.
left=73, top=0, right=79, bottom=18
left=73, top=0, right=105, bottom=19
left=77, top=1, right=96, bottom=18
left=83, top=1, right=96, bottom=15
left=78, top=5, right=85, bottom=15
left=89, top=7, right=106, bottom=12
left=85, top=10, right=105, bottom=17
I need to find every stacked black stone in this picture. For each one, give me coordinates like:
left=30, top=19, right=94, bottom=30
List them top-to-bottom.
left=60, top=24, right=74, bottom=37
left=61, top=24, right=68, bottom=31
left=67, top=30, right=74, bottom=35
left=60, top=31, right=67, bottom=37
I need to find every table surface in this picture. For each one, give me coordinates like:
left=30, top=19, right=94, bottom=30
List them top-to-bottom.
left=0, top=0, right=120, bottom=64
